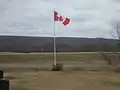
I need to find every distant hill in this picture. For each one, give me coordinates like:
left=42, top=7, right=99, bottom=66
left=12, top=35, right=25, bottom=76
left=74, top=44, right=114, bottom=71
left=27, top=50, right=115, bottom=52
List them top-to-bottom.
left=0, top=36, right=119, bottom=52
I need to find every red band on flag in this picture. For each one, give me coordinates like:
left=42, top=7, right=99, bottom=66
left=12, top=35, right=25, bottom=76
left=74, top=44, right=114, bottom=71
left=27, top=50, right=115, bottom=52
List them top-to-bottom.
left=54, top=11, right=59, bottom=21
left=63, top=18, right=70, bottom=26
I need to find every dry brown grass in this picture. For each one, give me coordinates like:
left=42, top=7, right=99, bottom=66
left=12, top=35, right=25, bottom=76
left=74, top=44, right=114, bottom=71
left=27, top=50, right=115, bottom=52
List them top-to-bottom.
left=0, top=53, right=120, bottom=90
left=4, top=71, right=120, bottom=90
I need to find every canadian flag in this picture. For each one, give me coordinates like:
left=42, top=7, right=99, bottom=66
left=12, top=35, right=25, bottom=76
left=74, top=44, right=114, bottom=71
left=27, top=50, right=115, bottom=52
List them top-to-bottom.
left=54, top=11, right=70, bottom=26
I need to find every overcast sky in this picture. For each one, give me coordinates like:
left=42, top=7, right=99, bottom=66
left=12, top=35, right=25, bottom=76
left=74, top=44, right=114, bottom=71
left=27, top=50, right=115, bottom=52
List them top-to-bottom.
left=0, top=0, right=120, bottom=38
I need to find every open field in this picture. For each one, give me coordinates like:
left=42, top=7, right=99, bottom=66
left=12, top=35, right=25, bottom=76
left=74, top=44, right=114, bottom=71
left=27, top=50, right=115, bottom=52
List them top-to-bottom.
left=0, top=52, right=120, bottom=90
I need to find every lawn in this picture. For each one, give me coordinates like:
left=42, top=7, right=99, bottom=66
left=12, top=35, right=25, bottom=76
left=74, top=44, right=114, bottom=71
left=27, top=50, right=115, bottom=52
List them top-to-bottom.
left=0, top=52, right=120, bottom=90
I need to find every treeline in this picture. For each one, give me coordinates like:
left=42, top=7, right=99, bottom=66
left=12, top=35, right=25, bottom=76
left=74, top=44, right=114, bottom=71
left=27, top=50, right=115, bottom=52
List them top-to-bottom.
left=0, top=36, right=119, bottom=52
left=0, top=43, right=119, bottom=52
left=74, top=44, right=119, bottom=52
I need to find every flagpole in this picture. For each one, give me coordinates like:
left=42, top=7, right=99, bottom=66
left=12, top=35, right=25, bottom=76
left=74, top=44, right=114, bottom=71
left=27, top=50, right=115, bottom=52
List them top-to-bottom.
left=53, top=10, right=57, bottom=66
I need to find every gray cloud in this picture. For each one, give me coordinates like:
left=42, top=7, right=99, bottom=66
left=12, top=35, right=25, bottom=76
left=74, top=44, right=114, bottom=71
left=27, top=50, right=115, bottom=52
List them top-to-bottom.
left=0, top=0, right=120, bottom=38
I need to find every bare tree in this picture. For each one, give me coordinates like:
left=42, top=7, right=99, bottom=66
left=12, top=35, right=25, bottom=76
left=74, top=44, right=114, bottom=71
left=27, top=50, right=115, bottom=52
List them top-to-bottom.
left=111, top=19, right=120, bottom=50
left=109, top=20, right=120, bottom=71
left=111, top=20, right=120, bottom=39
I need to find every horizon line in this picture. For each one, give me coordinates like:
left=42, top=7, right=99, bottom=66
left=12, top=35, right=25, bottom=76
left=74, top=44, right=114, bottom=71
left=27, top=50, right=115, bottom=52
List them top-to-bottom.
left=0, top=35, right=118, bottom=40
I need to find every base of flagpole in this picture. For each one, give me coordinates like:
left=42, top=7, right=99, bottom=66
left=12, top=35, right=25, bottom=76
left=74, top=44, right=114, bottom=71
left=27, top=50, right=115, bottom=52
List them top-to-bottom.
left=51, top=63, right=63, bottom=71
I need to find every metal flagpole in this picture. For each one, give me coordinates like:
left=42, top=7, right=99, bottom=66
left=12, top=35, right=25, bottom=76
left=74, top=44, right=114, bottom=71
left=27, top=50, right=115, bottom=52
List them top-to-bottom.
left=53, top=10, right=57, bottom=66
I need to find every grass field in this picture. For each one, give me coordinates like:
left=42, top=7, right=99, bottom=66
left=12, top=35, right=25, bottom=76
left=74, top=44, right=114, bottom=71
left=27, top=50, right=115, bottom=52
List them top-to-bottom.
left=0, top=52, right=120, bottom=90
